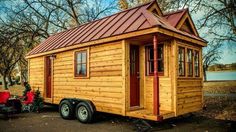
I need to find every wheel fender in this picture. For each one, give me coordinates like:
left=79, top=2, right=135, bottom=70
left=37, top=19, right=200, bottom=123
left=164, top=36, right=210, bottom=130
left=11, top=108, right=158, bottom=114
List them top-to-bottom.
left=60, top=98, right=96, bottom=113
left=82, top=100, right=96, bottom=114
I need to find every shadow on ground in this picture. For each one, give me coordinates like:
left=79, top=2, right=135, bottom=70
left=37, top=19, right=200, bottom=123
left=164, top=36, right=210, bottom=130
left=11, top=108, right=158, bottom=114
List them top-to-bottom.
left=1, top=105, right=236, bottom=132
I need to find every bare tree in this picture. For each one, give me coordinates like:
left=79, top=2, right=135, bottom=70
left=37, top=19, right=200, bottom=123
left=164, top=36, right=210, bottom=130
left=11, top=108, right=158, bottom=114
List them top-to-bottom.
left=0, top=0, right=117, bottom=85
left=118, top=0, right=196, bottom=12
left=0, top=24, right=23, bottom=89
left=203, top=42, right=222, bottom=81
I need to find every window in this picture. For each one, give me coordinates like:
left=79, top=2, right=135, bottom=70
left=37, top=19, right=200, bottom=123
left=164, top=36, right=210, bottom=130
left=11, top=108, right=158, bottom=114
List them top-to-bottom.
left=146, top=44, right=164, bottom=75
left=178, top=47, right=185, bottom=76
left=187, top=49, right=193, bottom=76
left=75, top=50, right=87, bottom=77
left=194, top=50, right=199, bottom=77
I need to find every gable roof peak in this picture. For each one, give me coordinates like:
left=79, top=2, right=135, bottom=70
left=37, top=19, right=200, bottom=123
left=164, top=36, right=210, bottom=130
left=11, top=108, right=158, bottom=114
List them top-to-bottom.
left=164, top=8, right=188, bottom=16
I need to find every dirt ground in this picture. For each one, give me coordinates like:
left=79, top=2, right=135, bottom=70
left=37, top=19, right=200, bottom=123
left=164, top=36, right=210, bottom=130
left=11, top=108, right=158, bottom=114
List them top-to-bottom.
left=1, top=81, right=236, bottom=132
left=0, top=105, right=236, bottom=132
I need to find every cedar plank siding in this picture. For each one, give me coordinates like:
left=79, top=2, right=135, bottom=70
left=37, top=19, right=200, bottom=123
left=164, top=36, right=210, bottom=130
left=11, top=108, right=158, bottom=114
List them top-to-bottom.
left=30, top=41, right=124, bottom=115
left=175, top=41, right=203, bottom=116
left=140, top=42, right=173, bottom=112
left=29, top=57, right=44, bottom=94
left=176, top=78, right=203, bottom=115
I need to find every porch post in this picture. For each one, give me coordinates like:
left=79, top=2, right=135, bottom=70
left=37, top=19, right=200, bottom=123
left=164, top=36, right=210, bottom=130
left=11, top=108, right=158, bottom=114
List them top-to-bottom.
left=153, top=34, right=160, bottom=116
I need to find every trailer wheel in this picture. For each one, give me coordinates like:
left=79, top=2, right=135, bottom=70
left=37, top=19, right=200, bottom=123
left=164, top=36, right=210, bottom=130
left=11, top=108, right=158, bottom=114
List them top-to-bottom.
left=59, top=100, right=74, bottom=119
left=75, top=102, right=93, bottom=123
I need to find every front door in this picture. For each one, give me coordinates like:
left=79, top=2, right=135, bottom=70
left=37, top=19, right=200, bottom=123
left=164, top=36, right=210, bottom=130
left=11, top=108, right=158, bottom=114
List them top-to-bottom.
left=130, top=45, right=140, bottom=107
left=45, top=56, right=52, bottom=98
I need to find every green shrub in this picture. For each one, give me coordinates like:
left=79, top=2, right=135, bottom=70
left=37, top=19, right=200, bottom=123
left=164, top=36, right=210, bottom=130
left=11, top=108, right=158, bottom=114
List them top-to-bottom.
left=14, top=76, right=20, bottom=85
left=23, top=82, right=31, bottom=96
left=32, top=89, right=44, bottom=112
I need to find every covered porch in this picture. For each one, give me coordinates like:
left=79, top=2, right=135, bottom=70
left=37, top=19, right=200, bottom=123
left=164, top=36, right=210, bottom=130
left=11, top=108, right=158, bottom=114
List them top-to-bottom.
left=123, top=33, right=176, bottom=121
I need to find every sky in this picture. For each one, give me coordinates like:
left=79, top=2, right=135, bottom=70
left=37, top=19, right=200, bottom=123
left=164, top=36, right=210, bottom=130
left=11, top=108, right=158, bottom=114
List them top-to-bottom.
left=0, top=0, right=235, bottom=64
left=190, top=3, right=236, bottom=64
left=218, top=45, right=236, bottom=64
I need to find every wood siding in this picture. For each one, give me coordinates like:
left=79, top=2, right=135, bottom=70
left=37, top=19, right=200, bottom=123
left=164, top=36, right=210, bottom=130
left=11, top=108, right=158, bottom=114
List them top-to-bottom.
left=175, top=40, right=203, bottom=116
left=29, top=41, right=124, bottom=115
left=53, top=41, right=123, bottom=115
left=140, top=43, right=173, bottom=113
left=28, top=57, right=45, bottom=94
left=145, top=77, right=173, bottom=111
left=176, top=78, right=203, bottom=115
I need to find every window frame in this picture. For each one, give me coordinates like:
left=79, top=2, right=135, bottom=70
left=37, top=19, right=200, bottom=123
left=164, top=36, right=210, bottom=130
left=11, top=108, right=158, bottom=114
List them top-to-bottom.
left=177, top=43, right=201, bottom=78
left=145, top=44, right=164, bottom=76
left=178, top=46, right=185, bottom=76
left=74, top=48, right=89, bottom=78
left=187, top=48, right=193, bottom=77
left=194, top=50, right=200, bottom=77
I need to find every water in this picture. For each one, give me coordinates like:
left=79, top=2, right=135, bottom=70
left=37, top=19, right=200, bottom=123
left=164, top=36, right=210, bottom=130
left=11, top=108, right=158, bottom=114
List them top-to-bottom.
left=206, top=71, right=236, bottom=81
left=204, top=93, right=236, bottom=98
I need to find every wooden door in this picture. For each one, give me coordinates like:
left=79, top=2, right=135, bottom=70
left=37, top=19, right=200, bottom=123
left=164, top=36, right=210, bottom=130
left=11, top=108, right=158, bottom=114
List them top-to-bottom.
left=130, top=45, right=140, bottom=107
left=45, top=56, right=52, bottom=98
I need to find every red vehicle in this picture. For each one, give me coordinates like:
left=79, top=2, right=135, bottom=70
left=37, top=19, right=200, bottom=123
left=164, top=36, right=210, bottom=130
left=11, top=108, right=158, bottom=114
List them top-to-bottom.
left=0, top=91, right=21, bottom=117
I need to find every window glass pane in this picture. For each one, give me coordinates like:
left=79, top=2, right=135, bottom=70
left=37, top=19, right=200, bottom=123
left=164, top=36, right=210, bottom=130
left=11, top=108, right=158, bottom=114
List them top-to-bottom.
left=158, top=45, right=163, bottom=59
left=158, top=45, right=163, bottom=72
left=149, top=47, right=154, bottom=60
left=178, top=47, right=185, bottom=76
left=130, top=49, right=136, bottom=75
left=187, top=49, right=193, bottom=76
left=187, top=49, right=192, bottom=62
left=75, top=50, right=87, bottom=77
left=194, top=51, right=199, bottom=77
left=82, top=52, right=87, bottom=63
left=77, top=53, right=81, bottom=63
left=158, top=60, right=164, bottom=72
left=149, top=61, right=154, bottom=73
left=179, top=62, right=184, bottom=75
left=188, top=63, right=193, bottom=76
left=77, top=64, right=81, bottom=75
left=81, top=64, right=87, bottom=75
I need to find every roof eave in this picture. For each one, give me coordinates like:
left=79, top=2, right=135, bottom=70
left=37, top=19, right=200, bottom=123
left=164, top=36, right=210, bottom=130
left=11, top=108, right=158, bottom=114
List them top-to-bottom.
left=26, top=26, right=207, bottom=59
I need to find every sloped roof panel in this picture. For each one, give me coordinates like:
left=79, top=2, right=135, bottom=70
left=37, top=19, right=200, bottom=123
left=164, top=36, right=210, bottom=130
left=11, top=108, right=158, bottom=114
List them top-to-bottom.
left=27, top=1, right=205, bottom=56
left=164, top=9, right=187, bottom=27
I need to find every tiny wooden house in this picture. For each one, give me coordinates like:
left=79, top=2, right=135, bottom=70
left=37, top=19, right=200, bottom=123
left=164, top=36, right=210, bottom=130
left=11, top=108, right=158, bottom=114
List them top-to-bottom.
left=26, top=1, right=207, bottom=122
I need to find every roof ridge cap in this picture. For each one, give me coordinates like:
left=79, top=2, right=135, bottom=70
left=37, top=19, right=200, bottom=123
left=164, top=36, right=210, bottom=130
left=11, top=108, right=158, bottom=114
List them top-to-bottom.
left=49, top=2, right=153, bottom=37
left=164, top=8, right=188, bottom=16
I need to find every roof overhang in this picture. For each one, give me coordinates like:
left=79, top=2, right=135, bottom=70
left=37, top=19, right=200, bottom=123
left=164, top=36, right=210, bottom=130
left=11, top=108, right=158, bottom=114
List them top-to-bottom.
left=26, top=27, right=207, bottom=59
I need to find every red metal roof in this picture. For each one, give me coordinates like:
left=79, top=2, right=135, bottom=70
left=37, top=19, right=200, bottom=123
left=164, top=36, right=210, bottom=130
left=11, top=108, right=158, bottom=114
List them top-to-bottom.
left=27, top=1, right=205, bottom=56
left=163, top=9, right=187, bottom=27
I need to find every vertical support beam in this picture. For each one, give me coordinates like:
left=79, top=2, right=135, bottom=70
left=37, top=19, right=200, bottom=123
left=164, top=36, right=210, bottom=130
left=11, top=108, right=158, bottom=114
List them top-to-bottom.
left=153, top=34, right=159, bottom=116
left=122, top=40, right=127, bottom=116
left=51, top=57, right=54, bottom=103
left=28, top=59, right=30, bottom=85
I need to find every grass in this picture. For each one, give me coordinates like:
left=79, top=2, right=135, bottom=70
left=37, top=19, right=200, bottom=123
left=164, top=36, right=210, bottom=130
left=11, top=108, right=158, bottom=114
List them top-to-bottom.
left=203, top=80, right=236, bottom=94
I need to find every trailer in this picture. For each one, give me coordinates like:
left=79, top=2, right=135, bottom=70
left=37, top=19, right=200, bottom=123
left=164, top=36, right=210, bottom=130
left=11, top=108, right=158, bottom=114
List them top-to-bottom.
left=26, top=0, right=207, bottom=123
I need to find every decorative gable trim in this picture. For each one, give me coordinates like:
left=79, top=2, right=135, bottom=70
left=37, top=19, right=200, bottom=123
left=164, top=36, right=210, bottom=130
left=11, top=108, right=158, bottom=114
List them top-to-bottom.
left=146, top=0, right=163, bottom=16
left=176, top=10, right=199, bottom=36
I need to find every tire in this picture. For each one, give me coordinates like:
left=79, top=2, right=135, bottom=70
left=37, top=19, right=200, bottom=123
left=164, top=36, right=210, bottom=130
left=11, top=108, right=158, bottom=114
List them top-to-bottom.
left=59, top=100, right=74, bottom=119
left=75, top=101, right=93, bottom=123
